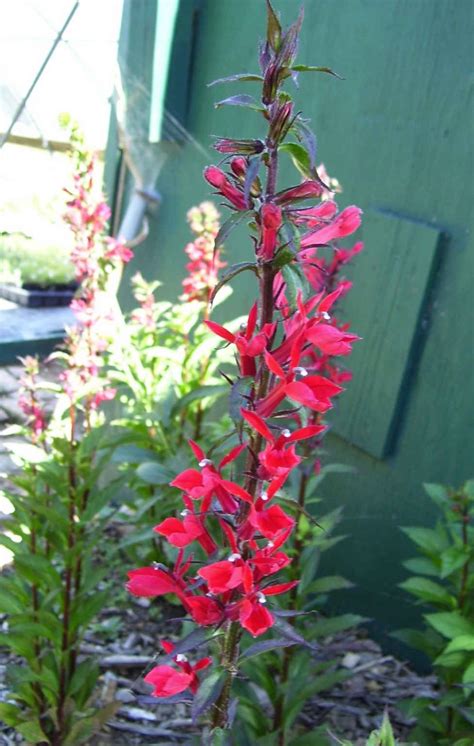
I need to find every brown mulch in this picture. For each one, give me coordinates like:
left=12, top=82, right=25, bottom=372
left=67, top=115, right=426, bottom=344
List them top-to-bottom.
left=0, top=587, right=438, bottom=744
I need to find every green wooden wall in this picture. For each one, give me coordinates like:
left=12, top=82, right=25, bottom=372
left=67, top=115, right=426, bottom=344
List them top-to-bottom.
left=110, top=0, right=474, bottom=655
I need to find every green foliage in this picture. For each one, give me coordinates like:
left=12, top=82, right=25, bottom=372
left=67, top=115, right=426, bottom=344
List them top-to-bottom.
left=0, top=230, right=75, bottom=287
left=106, top=274, right=240, bottom=564
left=0, top=425, right=122, bottom=743
left=233, top=468, right=363, bottom=744
left=395, top=480, right=474, bottom=744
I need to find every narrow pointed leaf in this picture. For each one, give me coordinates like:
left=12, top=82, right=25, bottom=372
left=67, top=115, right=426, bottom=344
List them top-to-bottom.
left=291, top=64, right=343, bottom=79
left=208, top=73, right=263, bottom=87
left=240, top=638, right=297, bottom=660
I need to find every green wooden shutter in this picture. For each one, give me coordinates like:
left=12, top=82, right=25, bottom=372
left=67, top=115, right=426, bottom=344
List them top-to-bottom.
left=332, top=209, right=444, bottom=459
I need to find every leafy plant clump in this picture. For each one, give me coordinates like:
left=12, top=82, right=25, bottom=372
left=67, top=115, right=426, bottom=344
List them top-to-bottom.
left=0, top=125, right=133, bottom=745
left=395, top=480, right=474, bottom=745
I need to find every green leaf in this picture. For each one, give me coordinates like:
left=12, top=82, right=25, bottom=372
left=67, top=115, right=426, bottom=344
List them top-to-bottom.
left=291, top=64, right=343, bottom=79
left=208, top=73, right=263, bottom=87
left=279, top=142, right=313, bottom=180
left=210, top=261, right=258, bottom=304
left=281, top=262, right=310, bottom=310
left=172, top=385, right=228, bottom=415
left=136, top=461, right=174, bottom=485
left=423, top=482, right=449, bottom=505
left=401, top=526, right=449, bottom=555
left=440, top=546, right=470, bottom=578
left=403, top=557, right=439, bottom=576
left=308, top=575, right=353, bottom=594
left=399, top=576, right=456, bottom=607
left=425, top=611, right=474, bottom=639
left=308, top=613, right=367, bottom=640
left=443, top=634, right=474, bottom=653
left=463, top=660, right=474, bottom=683
left=191, top=668, right=226, bottom=722
left=0, top=702, right=22, bottom=726
left=16, top=720, right=47, bottom=743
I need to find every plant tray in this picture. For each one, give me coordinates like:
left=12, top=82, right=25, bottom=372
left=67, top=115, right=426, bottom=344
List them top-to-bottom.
left=0, top=282, right=77, bottom=308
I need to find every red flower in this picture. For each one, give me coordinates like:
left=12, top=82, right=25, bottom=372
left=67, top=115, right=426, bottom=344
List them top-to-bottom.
left=204, top=165, right=249, bottom=210
left=260, top=203, right=282, bottom=260
left=300, top=205, right=362, bottom=248
left=205, top=303, right=274, bottom=376
left=306, top=323, right=360, bottom=356
left=249, top=504, right=295, bottom=539
left=154, top=513, right=216, bottom=555
left=198, top=559, right=244, bottom=593
left=126, top=567, right=181, bottom=597
left=186, top=596, right=224, bottom=626
left=238, top=597, right=275, bottom=637
left=144, top=665, right=193, bottom=697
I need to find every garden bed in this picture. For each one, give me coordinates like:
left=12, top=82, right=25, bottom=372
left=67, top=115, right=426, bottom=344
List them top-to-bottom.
left=0, top=581, right=437, bottom=745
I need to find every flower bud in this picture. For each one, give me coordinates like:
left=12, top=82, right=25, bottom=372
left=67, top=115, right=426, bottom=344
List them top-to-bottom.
left=214, top=138, right=265, bottom=156
left=275, top=180, right=323, bottom=206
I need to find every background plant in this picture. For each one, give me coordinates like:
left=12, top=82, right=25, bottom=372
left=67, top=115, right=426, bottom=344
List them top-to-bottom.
left=126, top=3, right=363, bottom=742
left=0, top=125, right=131, bottom=745
left=106, top=201, right=241, bottom=565
left=394, top=480, right=474, bottom=746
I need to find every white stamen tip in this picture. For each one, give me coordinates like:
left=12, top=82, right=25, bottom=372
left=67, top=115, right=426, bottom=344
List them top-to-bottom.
left=322, top=311, right=331, bottom=320
left=294, top=366, right=308, bottom=377
left=282, top=429, right=291, bottom=438
left=199, top=458, right=212, bottom=468
left=261, top=491, right=269, bottom=502
left=180, top=509, right=190, bottom=517
left=267, top=541, right=275, bottom=548
left=228, top=553, right=241, bottom=562
left=206, top=592, right=214, bottom=597
left=256, top=592, right=267, bottom=604
left=176, top=654, right=187, bottom=663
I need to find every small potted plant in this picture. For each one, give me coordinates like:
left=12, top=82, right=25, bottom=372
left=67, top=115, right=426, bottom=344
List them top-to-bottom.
left=0, top=226, right=77, bottom=307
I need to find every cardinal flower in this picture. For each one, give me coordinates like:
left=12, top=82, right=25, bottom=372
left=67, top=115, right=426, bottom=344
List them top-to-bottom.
left=204, top=303, right=275, bottom=376
left=144, top=641, right=212, bottom=697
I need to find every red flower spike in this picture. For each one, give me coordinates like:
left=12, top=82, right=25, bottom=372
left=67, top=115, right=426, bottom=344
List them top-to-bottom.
left=241, top=408, right=274, bottom=441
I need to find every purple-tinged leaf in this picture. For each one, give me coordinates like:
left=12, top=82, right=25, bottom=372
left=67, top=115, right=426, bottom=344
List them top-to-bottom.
left=266, top=0, right=282, bottom=52
left=276, top=6, right=304, bottom=69
left=259, top=40, right=272, bottom=73
left=291, top=64, right=344, bottom=80
left=208, top=73, right=263, bottom=87
left=214, top=95, right=264, bottom=113
left=293, top=118, right=318, bottom=172
left=244, top=156, right=261, bottom=206
left=213, top=210, right=253, bottom=260
left=210, top=261, right=258, bottom=305
left=229, top=377, right=254, bottom=423
left=273, top=608, right=316, bottom=618
left=273, top=617, right=320, bottom=652
left=160, top=627, right=212, bottom=665
left=240, top=638, right=297, bottom=660
left=191, top=668, right=226, bottom=723
left=135, top=693, right=193, bottom=706
left=227, top=698, right=239, bottom=727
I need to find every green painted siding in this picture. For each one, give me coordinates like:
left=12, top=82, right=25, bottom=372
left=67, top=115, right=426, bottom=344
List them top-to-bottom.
left=111, top=0, right=474, bottom=653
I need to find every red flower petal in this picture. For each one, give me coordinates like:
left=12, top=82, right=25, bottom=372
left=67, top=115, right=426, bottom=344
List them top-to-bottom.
left=127, top=567, right=179, bottom=597
left=144, top=665, right=193, bottom=697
